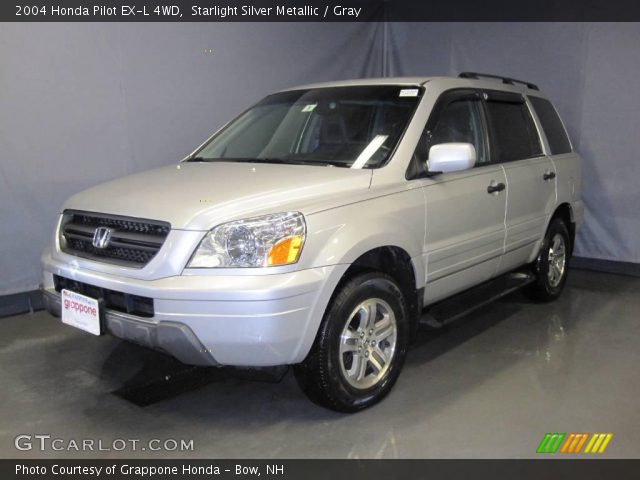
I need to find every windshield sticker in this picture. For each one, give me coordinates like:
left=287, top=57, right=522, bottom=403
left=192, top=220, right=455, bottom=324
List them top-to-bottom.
left=399, top=88, right=419, bottom=97
left=301, top=104, right=317, bottom=112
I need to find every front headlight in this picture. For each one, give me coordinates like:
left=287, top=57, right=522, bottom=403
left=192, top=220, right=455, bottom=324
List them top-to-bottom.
left=187, top=212, right=306, bottom=268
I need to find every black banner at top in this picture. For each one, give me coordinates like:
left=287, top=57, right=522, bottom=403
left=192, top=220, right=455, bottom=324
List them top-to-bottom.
left=3, top=0, right=640, bottom=22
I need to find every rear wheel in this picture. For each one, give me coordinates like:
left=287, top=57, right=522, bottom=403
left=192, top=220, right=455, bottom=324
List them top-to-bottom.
left=526, top=218, right=571, bottom=302
left=294, top=272, right=409, bottom=412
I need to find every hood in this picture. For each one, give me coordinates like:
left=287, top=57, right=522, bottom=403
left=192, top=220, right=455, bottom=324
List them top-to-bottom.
left=62, top=162, right=372, bottom=230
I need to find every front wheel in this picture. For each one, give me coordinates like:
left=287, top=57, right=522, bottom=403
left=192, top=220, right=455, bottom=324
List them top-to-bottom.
left=526, top=218, right=571, bottom=302
left=294, top=272, right=409, bottom=412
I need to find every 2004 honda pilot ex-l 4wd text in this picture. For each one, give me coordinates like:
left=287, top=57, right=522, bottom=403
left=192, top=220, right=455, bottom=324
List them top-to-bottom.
left=42, top=73, right=583, bottom=412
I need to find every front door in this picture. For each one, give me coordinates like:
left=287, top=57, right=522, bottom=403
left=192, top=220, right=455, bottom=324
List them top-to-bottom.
left=412, top=89, right=507, bottom=304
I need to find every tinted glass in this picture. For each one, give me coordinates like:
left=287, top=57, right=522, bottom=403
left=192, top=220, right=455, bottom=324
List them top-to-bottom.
left=192, top=86, right=422, bottom=169
left=414, top=95, right=488, bottom=169
left=529, top=96, right=572, bottom=155
left=427, top=97, right=488, bottom=165
left=485, top=97, right=542, bottom=162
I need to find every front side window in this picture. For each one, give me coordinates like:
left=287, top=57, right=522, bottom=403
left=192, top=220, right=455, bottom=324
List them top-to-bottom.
left=191, top=86, right=422, bottom=169
left=413, top=92, right=488, bottom=173
left=485, top=93, right=542, bottom=162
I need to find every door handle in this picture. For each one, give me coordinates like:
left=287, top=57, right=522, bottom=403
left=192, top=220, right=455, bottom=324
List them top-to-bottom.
left=543, top=171, right=556, bottom=181
left=487, top=182, right=505, bottom=194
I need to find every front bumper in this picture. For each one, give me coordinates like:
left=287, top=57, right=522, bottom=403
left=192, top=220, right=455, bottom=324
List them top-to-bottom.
left=42, top=249, right=347, bottom=366
left=41, top=288, right=220, bottom=366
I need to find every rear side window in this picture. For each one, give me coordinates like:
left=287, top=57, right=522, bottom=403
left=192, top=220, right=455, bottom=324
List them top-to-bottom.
left=485, top=94, right=542, bottom=162
left=529, top=97, right=572, bottom=155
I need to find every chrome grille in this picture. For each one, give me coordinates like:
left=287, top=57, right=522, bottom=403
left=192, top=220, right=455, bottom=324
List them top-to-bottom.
left=60, top=211, right=170, bottom=267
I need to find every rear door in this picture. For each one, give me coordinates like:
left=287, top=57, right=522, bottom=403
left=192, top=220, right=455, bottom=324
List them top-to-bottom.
left=414, top=90, right=508, bottom=304
left=483, top=91, right=556, bottom=273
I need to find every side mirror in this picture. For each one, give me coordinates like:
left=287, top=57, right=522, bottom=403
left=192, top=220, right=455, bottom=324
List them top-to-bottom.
left=427, top=143, right=476, bottom=174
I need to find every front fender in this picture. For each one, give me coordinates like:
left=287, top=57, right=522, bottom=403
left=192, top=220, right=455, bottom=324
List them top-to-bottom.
left=302, top=188, right=426, bottom=286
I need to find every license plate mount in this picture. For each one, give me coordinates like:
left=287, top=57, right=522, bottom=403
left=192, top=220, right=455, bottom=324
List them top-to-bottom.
left=61, top=289, right=102, bottom=336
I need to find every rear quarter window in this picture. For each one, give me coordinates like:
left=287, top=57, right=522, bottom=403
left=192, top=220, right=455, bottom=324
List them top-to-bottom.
left=529, top=96, right=572, bottom=155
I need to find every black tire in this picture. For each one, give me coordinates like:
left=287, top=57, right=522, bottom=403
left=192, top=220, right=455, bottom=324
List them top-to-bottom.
left=526, top=218, right=571, bottom=302
left=294, top=272, right=409, bottom=412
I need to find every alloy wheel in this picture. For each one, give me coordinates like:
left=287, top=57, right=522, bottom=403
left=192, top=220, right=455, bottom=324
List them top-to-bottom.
left=338, top=298, right=398, bottom=390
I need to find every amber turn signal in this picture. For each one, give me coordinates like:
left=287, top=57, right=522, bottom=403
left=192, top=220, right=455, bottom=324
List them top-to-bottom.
left=267, top=235, right=304, bottom=266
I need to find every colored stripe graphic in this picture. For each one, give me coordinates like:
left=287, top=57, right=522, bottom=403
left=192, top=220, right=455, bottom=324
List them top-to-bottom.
left=537, top=433, right=566, bottom=453
left=537, top=433, right=613, bottom=454
left=559, top=433, right=588, bottom=454
left=574, top=433, right=589, bottom=453
left=584, top=433, right=613, bottom=454
left=560, top=434, right=574, bottom=453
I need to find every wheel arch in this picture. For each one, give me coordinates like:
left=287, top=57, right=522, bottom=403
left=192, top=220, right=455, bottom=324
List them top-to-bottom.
left=549, top=202, right=576, bottom=255
left=332, top=245, right=422, bottom=338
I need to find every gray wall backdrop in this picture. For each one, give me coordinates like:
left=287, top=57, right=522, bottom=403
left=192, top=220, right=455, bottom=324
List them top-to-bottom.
left=1, top=22, right=639, bottom=295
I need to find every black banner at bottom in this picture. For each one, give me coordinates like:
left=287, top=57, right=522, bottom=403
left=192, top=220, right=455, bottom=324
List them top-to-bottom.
left=3, top=459, right=640, bottom=480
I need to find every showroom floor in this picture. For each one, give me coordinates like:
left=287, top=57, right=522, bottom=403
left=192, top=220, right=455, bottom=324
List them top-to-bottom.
left=1, top=269, right=638, bottom=458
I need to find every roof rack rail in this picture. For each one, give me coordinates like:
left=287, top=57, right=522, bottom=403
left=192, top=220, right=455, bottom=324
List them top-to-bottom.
left=458, top=72, right=539, bottom=91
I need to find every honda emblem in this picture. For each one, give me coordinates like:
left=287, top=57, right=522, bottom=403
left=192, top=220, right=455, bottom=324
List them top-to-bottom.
left=92, top=227, right=114, bottom=249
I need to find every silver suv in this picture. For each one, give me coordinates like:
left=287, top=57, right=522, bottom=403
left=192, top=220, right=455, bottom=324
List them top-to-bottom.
left=41, top=73, right=583, bottom=411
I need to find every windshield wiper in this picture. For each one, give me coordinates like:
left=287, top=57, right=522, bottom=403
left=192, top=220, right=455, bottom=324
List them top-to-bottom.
left=187, top=157, right=344, bottom=167
left=255, top=158, right=341, bottom=167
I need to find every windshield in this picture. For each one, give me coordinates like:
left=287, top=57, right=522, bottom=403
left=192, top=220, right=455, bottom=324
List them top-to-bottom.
left=191, top=85, right=423, bottom=169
